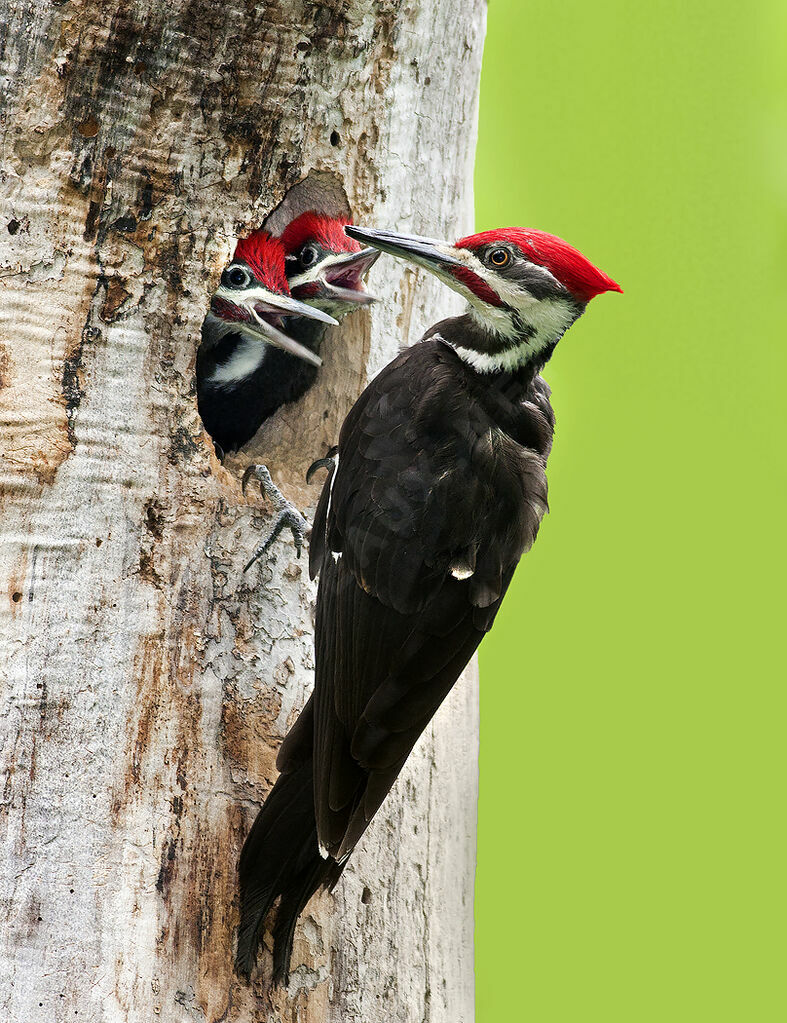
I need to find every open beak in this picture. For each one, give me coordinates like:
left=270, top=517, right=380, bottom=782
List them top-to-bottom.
left=344, top=226, right=463, bottom=274
left=289, top=248, right=381, bottom=306
left=235, top=287, right=338, bottom=367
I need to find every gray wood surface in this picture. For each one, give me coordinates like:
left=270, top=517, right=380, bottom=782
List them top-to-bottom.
left=0, top=2, right=486, bottom=1019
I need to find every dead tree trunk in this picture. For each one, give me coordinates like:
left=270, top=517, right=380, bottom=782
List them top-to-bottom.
left=0, top=2, right=486, bottom=1020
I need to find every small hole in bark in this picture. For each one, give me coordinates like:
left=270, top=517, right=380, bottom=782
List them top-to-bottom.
left=296, top=40, right=309, bottom=52
left=425, top=76, right=431, bottom=86
left=77, top=117, right=99, bottom=139
left=330, top=130, right=340, bottom=147
left=7, top=219, right=20, bottom=235
left=96, top=538, right=103, bottom=547
left=11, top=592, right=22, bottom=602
left=361, top=886, right=372, bottom=904
left=69, top=889, right=74, bottom=894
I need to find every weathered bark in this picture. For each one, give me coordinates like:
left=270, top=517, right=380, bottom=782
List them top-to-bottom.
left=0, top=2, right=485, bottom=1021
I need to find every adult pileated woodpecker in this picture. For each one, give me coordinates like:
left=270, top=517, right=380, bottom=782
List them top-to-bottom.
left=197, top=217, right=377, bottom=455
left=236, top=224, right=622, bottom=983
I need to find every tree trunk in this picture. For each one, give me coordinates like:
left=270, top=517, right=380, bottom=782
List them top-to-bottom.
left=0, top=2, right=485, bottom=1020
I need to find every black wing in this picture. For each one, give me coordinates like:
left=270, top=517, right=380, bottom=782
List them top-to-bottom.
left=309, top=339, right=550, bottom=859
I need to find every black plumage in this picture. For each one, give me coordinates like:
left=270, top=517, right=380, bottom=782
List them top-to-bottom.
left=235, top=221, right=620, bottom=983
left=196, top=322, right=321, bottom=455
left=237, top=323, right=556, bottom=980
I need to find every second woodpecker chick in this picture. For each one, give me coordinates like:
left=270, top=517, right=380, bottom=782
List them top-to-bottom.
left=259, top=209, right=380, bottom=431
left=264, top=210, right=380, bottom=422
left=281, top=210, right=380, bottom=318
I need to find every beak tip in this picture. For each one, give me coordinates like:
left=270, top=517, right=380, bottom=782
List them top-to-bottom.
left=300, top=305, right=339, bottom=326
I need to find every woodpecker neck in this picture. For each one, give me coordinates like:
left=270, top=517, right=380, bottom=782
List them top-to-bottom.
left=427, top=300, right=581, bottom=376
left=199, top=312, right=271, bottom=388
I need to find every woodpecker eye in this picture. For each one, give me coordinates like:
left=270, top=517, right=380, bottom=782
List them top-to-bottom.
left=299, top=244, right=320, bottom=270
left=488, top=248, right=511, bottom=268
left=224, top=265, right=252, bottom=289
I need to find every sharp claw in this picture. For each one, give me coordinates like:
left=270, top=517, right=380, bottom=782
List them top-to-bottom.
left=306, top=446, right=339, bottom=484
left=306, top=457, right=334, bottom=484
left=242, top=463, right=309, bottom=569
left=244, top=508, right=308, bottom=571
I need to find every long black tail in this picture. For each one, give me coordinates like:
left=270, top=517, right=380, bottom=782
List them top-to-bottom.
left=236, top=759, right=340, bottom=984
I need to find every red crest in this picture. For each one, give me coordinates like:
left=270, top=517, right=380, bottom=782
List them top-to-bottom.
left=457, top=228, right=622, bottom=302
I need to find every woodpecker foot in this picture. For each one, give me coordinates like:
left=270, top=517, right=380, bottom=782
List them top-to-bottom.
left=306, top=445, right=339, bottom=484
left=242, top=464, right=309, bottom=570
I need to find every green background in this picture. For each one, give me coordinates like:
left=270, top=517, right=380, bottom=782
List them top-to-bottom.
left=474, top=2, right=785, bottom=1020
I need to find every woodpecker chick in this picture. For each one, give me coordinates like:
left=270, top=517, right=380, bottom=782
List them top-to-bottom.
left=281, top=210, right=380, bottom=318
left=249, top=211, right=380, bottom=430
left=235, top=223, right=621, bottom=983
left=197, top=230, right=337, bottom=455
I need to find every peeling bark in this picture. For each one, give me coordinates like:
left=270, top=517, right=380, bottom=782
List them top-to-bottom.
left=0, top=2, right=486, bottom=1021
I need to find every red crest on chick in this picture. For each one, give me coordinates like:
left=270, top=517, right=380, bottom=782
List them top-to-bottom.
left=280, top=211, right=362, bottom=255
left=233, top=230, right=290, bottom=294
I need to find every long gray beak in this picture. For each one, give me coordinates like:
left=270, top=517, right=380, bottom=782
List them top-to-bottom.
left=344, top=226, right=463, bottom=272
left=240, top=288, right=338, bottom=366
left=250, top=290, right=338, bottom=325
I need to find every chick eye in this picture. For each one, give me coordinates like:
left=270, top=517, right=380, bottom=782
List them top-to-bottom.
left=299, top=244, right=319, bottom=269
left=489, top=248, right=510, bottom=268
left=224, top=265, right=252, bottom=289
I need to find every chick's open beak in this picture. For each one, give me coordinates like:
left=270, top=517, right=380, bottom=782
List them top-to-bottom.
left=289, top=248, right=381, bottom=305
left=233, top=287, right=338, bottom=367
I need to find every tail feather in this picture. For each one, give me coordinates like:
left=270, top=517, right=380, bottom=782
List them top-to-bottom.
left=236, top=759, right=337, bottom=983
left=270, top=857, right=335, bottom=985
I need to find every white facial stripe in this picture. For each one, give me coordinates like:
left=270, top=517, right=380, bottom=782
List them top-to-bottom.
left=287, top=252, right=342, bottom=289
left=486, top=263, right=562, bottom=307
left=214, top=283, right=279, bottom=306
left=458, top=298, right=575, bottom=373
left=518, top=298, right=576, bottom=343
left=465, top=301, right=517, bottom=337
left=206, top=334, right=268, bottom=387
left=451, top=342, right=533, bottom=374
